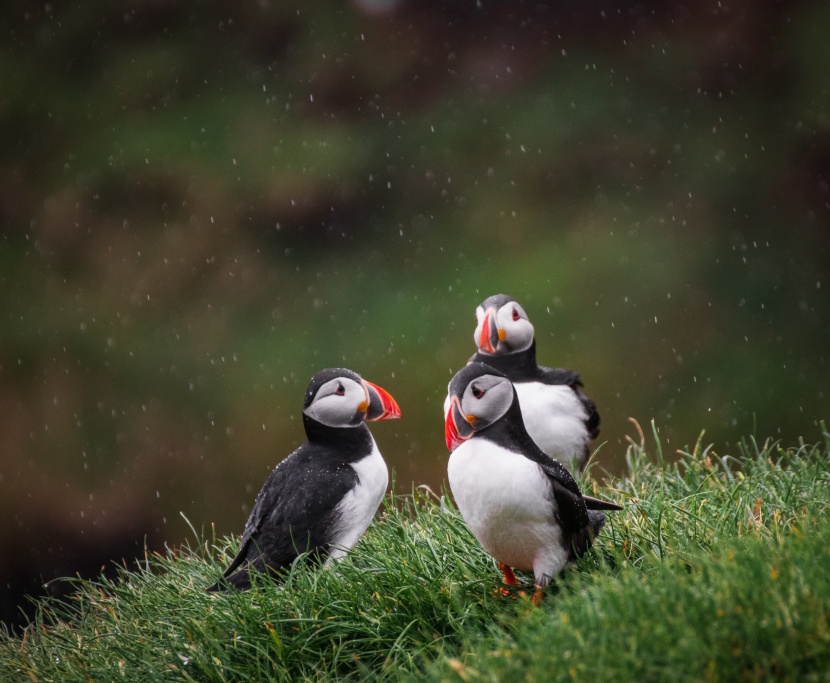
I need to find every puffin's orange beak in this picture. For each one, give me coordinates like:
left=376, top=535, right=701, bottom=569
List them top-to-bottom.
left=478, top=309, right=499, bottom=354
left=362, top=380, right=401, bottom=421
left=445, top=396, right=474, bottom=451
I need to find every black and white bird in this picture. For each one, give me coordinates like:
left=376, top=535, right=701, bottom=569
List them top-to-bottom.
left=468, top=293, right=600, bottom=475
left=445, top=362, right=621, bottom=602
left=208, top=368, right=401, bottom=591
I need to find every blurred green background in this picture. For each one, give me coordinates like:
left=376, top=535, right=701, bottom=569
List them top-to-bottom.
left=1, top=0, right=828, bottom=627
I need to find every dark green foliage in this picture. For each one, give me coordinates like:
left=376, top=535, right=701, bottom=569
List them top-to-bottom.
left=2, top=428, right=829, bottom=681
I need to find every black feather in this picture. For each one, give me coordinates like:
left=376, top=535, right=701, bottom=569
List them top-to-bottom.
left=207, top=439, right=363, bottom=591
left=582, top=494, right=624, bottom=511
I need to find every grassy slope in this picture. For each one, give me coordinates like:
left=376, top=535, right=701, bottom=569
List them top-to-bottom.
left=2, top=425, right=829, bottom=682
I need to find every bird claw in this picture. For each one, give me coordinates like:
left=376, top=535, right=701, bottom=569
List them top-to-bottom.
left=492, top=584, right=531, bottom=600
left=493, top=584, right=545, bottom=605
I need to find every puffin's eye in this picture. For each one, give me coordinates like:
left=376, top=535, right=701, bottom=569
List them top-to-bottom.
left=512, top=308, right=520, bottom=321
left=334, top=383, right=345, bottom=396
left=471, top=385, right=485, bottom=399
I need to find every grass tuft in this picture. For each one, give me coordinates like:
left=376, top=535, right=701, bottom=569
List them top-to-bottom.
left=2, top=426, right=829, bottom=682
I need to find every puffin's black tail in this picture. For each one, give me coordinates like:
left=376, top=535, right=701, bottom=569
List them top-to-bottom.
left=582, top=494, right=623, bottom=512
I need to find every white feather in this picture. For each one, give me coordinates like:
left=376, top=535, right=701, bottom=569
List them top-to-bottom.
left=514, top=382, right=589, bottom=473
left=326, top=438, right=388, bottom=563
left=447, top=439, right=569, bottom=585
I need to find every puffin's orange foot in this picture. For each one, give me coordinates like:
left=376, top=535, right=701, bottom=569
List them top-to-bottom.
left=499, top=562, right=519, bottom=585
left=531, top=585, right=545, bottom=606
left=492, top=587, right=529, bottom=600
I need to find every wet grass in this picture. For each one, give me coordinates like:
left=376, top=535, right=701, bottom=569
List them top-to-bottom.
left=2, top=423, right=829, bottom=682
left=420, top=423, right=830, bottom=683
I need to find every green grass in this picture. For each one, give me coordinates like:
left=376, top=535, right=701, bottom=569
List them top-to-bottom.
left=2, top=424, right=829, bottom=682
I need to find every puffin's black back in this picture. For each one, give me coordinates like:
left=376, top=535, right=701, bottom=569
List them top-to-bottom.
left=471, top=340, right=600, bottom=441
left=212, top=443, right=362, bottom=590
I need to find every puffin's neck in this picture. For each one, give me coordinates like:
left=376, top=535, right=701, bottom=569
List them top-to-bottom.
left=474, top=339, right=538, bottom=381
left=302, top=415, right=374, bottom=460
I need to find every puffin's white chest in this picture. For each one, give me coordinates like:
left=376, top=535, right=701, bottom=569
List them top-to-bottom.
left=514, top=382, right=588, bottom=472
left=327, top=439, right=389, bottom=562
left=447, top=439, right=568, bottom=582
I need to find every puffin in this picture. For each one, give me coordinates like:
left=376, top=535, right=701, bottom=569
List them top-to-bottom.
left=469, top=293, right=600, bottom=475
left=445, top=362, right=621, bottom=603
left=208, top=368, right=401, bottom=591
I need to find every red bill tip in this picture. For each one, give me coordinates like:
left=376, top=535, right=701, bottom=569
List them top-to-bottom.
left=445, top=396, right=470, bottom=452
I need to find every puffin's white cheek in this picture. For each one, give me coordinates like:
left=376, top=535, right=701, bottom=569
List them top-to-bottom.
left=495, top=308, right=513, bottom=331
left=304, top=395, right=357, bottom=428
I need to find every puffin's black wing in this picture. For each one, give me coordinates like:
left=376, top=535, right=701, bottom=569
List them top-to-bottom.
left=538, top=367, right=600, bottom=440
left=514, top=439, right=589, bottom=557
left=209, top=444, right=357, bottom=590
left=214, top=445, right=304, bottom=582
left=532, top=449, right=583, bottom=497
left=534, top=454, right=619, bottom=558
left=548, top=477, right=594, bottom=559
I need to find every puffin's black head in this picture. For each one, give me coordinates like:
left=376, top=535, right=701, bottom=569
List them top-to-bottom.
left=474, top=294, right=534, bottom=356
left=444, top=362, right=516, bottom=452
left=303, top=368, right=401, bottom=428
